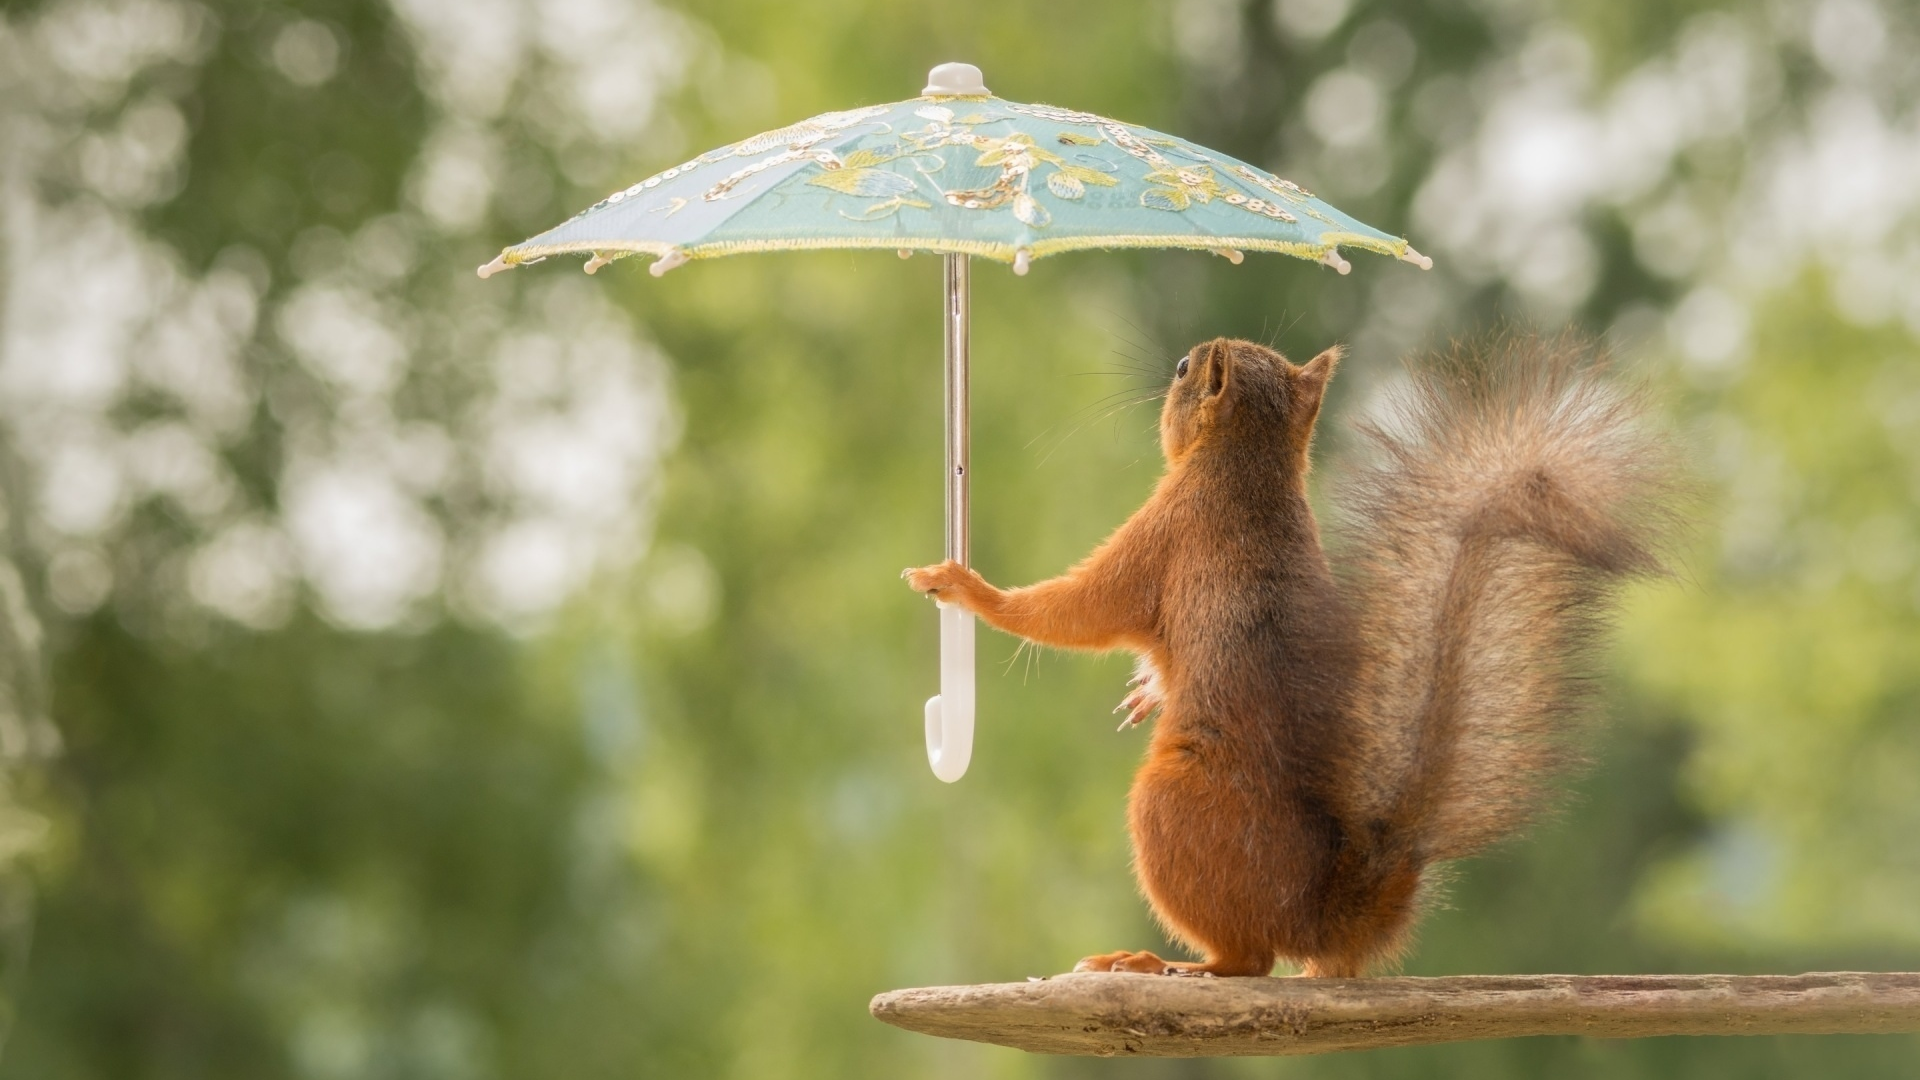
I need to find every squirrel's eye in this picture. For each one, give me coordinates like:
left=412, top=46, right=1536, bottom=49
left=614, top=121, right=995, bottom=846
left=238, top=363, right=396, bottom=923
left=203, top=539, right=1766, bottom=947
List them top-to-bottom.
left=1176, top=356, right=1190, bottom=378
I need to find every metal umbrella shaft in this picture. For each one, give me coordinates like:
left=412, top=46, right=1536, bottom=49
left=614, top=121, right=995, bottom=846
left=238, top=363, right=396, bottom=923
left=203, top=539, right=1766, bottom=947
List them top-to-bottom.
left=925, top=254, right=975, bottom=781
left=944, top=254, right=970, bottom=565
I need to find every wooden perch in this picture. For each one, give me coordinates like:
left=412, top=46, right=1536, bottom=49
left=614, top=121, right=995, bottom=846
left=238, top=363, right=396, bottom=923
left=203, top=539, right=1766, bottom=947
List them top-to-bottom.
left=870, top=972, right=1920, bottom=1057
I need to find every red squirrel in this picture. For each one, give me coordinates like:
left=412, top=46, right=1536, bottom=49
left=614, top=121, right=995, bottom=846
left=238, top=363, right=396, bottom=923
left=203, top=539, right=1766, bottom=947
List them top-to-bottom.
left=905, top=335, right=1674, bottom=978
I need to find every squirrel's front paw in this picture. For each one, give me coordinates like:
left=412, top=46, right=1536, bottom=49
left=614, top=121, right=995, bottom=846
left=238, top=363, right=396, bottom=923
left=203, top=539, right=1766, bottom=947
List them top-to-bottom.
left=902, top=560, right=986, bottom=607
left=1115, top=658, right=1165, bottom=730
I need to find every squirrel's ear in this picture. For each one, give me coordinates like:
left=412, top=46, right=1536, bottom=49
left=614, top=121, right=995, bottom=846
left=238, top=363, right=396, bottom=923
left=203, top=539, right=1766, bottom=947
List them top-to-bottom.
left=1202, top=339, right=1232, bottom=400
left=1300, top=345, right=1342, bottom=387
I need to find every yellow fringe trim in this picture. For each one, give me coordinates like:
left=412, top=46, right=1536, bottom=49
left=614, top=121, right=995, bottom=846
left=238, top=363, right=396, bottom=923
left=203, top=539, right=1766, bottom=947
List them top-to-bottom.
left=497, top=231, right=1410, bottom=270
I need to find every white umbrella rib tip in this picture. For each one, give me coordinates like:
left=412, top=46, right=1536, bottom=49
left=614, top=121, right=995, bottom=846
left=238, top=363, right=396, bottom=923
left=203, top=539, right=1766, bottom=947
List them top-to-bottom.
left=1400, top=246, right=1434, bottom=270
left=1012, top=248, right=1031, bottom=276
left=1211, top=248, right=1245, bottom=264
left=1320, top=248, right=1352, bottom=275
left=649, top=249, right=690, bottom=277
left=584, top=251, right=616, bottom=274
left=476, top=253, right=511, bottom=279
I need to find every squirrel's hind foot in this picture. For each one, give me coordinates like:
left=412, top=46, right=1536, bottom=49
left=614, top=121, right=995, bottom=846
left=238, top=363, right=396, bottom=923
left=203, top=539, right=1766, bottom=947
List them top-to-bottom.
left=1073, top=949, right=1175, bottom=974
left=1073, top=950, right=1268, bottom=977
left=1297, top=956, right=1366, bottom=978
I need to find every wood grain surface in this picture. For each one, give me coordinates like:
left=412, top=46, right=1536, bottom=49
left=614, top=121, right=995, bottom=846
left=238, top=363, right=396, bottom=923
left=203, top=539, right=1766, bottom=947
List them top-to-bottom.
left=869, top=972, right=1920, bottom=1057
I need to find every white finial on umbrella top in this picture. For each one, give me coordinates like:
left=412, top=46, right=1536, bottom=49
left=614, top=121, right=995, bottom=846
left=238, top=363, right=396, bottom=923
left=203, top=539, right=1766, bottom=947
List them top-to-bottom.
left=924, top=62, right=990, bottom=97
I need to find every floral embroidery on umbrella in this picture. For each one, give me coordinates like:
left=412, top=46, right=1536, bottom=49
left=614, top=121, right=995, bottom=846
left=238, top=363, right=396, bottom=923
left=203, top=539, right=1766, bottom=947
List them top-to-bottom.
left=626, top=97, right=1345, bottom=235
left=1006, top=101, right=1325, bottom=227
left=1006, top=102, right=1105, bottom=125
left=580, top=104, right=892, bottom=218
left=717, top=104, right=891, bottom=159
left=902, top=104, right=987, bottom=150
left=791, top=105, right=1123, bottom=226
left=932, top=125, right=1118, bottom=224
left=947, top=132, right=1058, bottom=224
left=805, top=146, right=933, bottom=219
left=706, top=147, right=845, bottom=202
left=1045, top=161, right=1119, bottom=200
left=1230, top=164, right=1315, bottom=202
left=1140, top=165, right=1225, bottom=212
left=1228, top=165, right=1338, bottom=226
left=1217, top=190, right=1298, bottom=222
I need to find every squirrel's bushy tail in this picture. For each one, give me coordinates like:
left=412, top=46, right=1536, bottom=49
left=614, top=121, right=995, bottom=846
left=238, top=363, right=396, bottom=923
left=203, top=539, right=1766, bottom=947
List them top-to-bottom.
left=1332, top=334, right=1679, bottom=868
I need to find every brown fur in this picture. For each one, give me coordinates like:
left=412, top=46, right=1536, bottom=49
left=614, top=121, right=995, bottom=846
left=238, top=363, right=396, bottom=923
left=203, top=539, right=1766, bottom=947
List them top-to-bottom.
left=905, top=334, right=1676, bottom=978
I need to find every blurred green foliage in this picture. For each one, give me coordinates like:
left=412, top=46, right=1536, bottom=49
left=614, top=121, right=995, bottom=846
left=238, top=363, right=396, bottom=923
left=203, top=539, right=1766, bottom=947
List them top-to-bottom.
left=1, top=0, right=1918, bottom=1076
left=1623, top=285, right=1920, bottom=952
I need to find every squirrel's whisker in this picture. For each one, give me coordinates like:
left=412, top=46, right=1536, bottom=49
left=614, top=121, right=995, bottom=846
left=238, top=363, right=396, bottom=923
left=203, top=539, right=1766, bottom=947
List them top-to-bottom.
left=1025, top=385, right=1165, bottom=453
left=1034, top=391, right=1165, bottom=465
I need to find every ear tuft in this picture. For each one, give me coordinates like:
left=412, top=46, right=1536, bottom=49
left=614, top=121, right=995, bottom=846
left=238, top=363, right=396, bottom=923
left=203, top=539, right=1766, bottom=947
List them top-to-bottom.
left=1300, top=345, right=1343, bottom=384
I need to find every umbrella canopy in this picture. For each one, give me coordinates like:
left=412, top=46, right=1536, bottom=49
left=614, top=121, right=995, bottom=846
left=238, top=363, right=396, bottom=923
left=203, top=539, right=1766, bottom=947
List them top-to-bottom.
left=479, top=64, right=1429, bottom=784
left=478, top=65, right=1428, bottom=280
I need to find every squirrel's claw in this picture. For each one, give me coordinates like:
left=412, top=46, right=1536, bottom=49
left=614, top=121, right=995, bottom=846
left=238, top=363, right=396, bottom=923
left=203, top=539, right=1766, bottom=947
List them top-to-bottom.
left=903, top=560, right=984, bottom=610
left=902, top=562, right=948, bottom=595
left=1120, top=657, right=1164, bottom=727
left=1114, top=683, right=1162, bottom=730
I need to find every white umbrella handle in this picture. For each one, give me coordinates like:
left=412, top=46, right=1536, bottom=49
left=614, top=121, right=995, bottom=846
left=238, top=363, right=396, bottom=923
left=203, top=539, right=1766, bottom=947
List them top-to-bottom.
left=925, top=253, right=974, bottom=781
left=925, top=605, right=974, bottom=781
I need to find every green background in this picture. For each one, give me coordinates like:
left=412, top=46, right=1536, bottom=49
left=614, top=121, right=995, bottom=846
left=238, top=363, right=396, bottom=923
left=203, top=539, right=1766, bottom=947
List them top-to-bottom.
left=1, top=0, right=1917, bottom=1076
